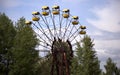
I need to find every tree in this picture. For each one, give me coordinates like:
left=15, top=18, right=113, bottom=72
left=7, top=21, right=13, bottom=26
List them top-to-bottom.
left=0, top=13, right=16, bottom=75
left=9, top=17, right=39, bottom=75
left=71, top=35, right=101, bottom=75
left=35, top=55, right=51, bottom=75
left=103, top=58, right=120, bottom=75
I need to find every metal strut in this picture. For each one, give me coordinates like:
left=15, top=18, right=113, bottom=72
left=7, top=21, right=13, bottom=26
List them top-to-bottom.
left=39, top=14, right=54, bottom=40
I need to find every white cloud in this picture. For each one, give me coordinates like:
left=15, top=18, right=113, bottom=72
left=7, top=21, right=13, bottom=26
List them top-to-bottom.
left=0, top=0, right=21, bottom=8
left=0, top=0, right=40, bottom=8
left=61, top=0, right=86, bottom=3
left=87, top=0, right=120, bottom=32
left=88, top=30, right=103, bottom=36
left=94, top=39, right=120, bottom=49
left=94, top=39, right=120, bottom=68
left=96, top=48, right=120, bottom=70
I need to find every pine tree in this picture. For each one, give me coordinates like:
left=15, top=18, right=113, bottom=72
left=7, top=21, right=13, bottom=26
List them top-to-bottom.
left=0, top=13, right=16, bottom=75
left=9, top=17, right=39, bottom=75
left=71, top=35, right=101, bottom=75
left=71, top=56, right=79, bottom=75
left=104, top=58, right=120, bottom=75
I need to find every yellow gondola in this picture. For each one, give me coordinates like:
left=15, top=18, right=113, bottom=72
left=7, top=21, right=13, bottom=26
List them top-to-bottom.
left=52, top=5, right=60, bottom=15
left=52, top=5, right=59, bottom=9
left=42, top=6, right=49, bottom=16
left=42, top=6, right=49, bottom=10
left=62, top=9, right=69, bottom=18
left=32, top=11, right=40, bottom=15
left=42, top=12, right=49, bottom=16
left=72, top=16, right=79, bottom=25
left=72, top=16, right=78, bottom=19
left=32, top=17, right=40, bottom=21
left=25, top=21, right=32, bottom=25
left=72, top=21, right=79, bottom=25
left=80, top=26, right=86, bottom=29
left=79, top=30, right=86, bottom=34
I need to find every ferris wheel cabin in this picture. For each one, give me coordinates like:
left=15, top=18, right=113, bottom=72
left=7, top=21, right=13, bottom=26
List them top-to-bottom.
left=52, top=5, right=60, bottom=15
left=42, top=6, right=49, bottom=16
left=62, top=9, right=70, bottom=18
left=32, top=11, right=40, bottom=21
left=72, top=16, right=79, bottom=25
left=25, top=21, right=32, bottom=25
left=79, top=26, right=86, bottom=34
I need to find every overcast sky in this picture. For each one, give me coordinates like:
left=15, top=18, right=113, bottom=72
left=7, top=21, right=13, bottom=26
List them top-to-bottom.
left=0, top=0, right=120, bottom=70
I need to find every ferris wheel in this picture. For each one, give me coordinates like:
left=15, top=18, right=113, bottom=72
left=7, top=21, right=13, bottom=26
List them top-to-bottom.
left=25, top=5, right=86, bottom=75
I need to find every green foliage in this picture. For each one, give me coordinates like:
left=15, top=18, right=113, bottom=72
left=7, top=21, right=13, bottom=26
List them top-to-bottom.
left=1, top=12, right=120, bottom=75
left=0, top=13, right=16, bottom=75
left=9, top=17, right=39, bottom=75
left=71, top=35, right=101, bottom=75
left=35, top=56, right=51, bottom=75
left=104, top=58, right=120, bottom=75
